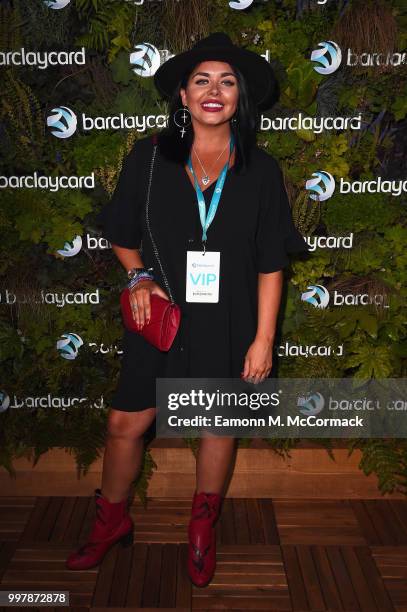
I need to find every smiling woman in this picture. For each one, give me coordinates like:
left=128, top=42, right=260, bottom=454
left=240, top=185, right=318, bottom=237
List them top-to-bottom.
left=67, top=31, right=309, bottom=589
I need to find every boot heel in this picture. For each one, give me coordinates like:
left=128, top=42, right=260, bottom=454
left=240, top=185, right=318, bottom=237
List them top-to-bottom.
left=120, top=530, right=134, bottom=548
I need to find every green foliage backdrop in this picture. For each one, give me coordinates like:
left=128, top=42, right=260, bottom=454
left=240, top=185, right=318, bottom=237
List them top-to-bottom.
left=0, top=0, right=406, bottom=498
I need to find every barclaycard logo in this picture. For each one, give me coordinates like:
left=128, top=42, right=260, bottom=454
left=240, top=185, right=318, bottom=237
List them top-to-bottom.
left=44, top=0, right=71, bottom=9
left=229, top=0, right=254, bottom=9
left=311, top=41, right=342, bottom=75
left=311, top=41, right=405, bottom=73
left=130, top=42, right=161, bottom=77
left=47, top=106, right=77, bottom=138
left=306, top=171, right=335, bottom=201
left=306, top=172, right=407, bottom=200
left=305, top=233, right=354, bottom=251
left=56, top=234, right=111, bottom=257
left=57, top=235, right=82, bottom=257
left=301, top=285, right=330, bottom=309
left=301, top=285, right=389, bottom=309
left=1, top=289, right=100, bottom=308
left=56, top=332, right=123, bottom=357
left=57, top=333, right=84, bottom=360
left=278, top=342, right=344, bottom=358
left=0, top=390, right=10, bottom=413
left=297, top=392, right=325, bottom=416
left=6, top=394, right=105, bottom=410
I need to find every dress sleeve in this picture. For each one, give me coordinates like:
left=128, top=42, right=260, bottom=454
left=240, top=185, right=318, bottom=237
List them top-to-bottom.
left=95, top=140, right=145, bottom=249
left=255, top=156, right=310, bottom=273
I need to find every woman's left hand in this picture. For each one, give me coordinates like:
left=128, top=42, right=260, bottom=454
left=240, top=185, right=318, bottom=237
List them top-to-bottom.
left=241, top=337, right=273, bottom=384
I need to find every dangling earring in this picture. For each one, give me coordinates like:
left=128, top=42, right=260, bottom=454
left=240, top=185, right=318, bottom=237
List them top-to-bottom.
left=174, top=105, right=191, bottom=138
left=231, top=115, right=237, bottom=125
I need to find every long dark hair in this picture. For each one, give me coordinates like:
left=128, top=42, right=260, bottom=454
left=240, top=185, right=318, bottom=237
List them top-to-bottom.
left=156, top=61, right=260, bottom=175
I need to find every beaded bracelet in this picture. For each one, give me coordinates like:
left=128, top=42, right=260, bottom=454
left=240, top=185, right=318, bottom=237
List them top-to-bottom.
left=127, top=266, right=154, bottom=280
left=128, top=271, right=154, bottom=291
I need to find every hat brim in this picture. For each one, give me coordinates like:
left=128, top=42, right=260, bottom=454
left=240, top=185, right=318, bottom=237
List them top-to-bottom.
left=153, top=45, right=279, bottom=111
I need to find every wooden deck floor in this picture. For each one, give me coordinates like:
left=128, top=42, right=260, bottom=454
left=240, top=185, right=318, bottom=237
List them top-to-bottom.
left=1, top=496, right=407, bottom=610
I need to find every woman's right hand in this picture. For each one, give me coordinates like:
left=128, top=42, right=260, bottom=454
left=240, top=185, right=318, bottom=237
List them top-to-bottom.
left=129, top=279, right=169, bottom=327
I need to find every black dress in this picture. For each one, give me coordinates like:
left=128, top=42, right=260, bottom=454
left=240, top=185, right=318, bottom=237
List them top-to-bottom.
left=97, top=134, right=310, bottom=411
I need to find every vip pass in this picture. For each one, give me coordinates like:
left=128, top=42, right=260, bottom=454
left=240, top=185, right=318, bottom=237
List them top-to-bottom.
left=0, top=47, right=86, bottom=69
left=0, top=172, right=95, bottom=192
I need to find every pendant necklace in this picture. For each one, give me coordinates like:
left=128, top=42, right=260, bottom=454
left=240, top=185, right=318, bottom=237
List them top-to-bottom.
left=192, top=140, right=230, bottom=186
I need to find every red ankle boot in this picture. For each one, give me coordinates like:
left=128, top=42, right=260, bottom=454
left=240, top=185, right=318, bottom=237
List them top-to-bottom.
left=66, top=488, right=134, bottom=570
left=187, top=491, right=223, bottom=587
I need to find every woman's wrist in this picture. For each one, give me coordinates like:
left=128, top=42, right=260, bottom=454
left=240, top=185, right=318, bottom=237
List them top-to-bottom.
left=127, top=266, right=153, bottom=280
left=127, top=268, right=155, bottom=290
left=254, top=331, right=275, bottom=346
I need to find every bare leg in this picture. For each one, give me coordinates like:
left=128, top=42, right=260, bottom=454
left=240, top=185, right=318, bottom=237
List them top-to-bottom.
left=100, top=407, right=156, bottom=503
left=196, top=435, right=237, bottom=495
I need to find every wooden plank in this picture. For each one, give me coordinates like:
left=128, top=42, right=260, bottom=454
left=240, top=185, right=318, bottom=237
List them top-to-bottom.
left=78, top=494, right=98, bottom=542
left=0, top=497, right=36, bottom=506
left=20, top=497, right=51, bottom=541
left=36, top=497, right=65, bottom=541
left=51, top=497, right=76, bottom=542
left=64, top=497, right=92, bottom=543
left=133, top=497, right=192, bottom=507
left=219, top=497, right=236, bottom=545
left=0, top=498, right=34, bottom=541
left=232, top=499, right=250, bottom=545
left=246, top=499, right=265, bottom=544
left=259, top=499, right=280, bottom=544
left=275, top=499, right=364, bottom=545
left=350, top=499, right=381, bottom=545
left=364, top=500, right=399, bottom=545
left=389, top=500, right=407, bottom=543
left=377, top=501, right=407, bottom=545
left=134, top=530, right=187, bottom=544
left=108, top=538, right=134, bottom=607
left=91, top=541, right=120, bottom=606
left=0, top=542, right=17, bottom=582
left=12, top=542, right=78, bottom=556
left=125, top=543, right=148, bottom=607
left=141, top=543, right=162, bottom=608
left=158, top=543, right=177, bottom=608
left=176, top=543, right=191, bottom=609
left=218, top=544, right=280, bottom=554
left=280, top=545, right=309, bottom=610
left=296, top=545, right=325, bottom=610
left=311, top=545, right=343, bottom=610
left=370, top=545, right=407, bottom=609
left=326, top=546, right=360, bottom=610
left=341, top=546, right=379, bottom=611
left=354, top=546, right=395, bottom=611
left=3, top=569, right=96, bottom=585
left=212, top=569, right=285, bottom=584
left=0, top=579, right=96, bottom=593
left=192, top=592, right=291, bottom=610
left=91, top=609, right=190, bottom=612
left=92, top=609, right=191, bottom=612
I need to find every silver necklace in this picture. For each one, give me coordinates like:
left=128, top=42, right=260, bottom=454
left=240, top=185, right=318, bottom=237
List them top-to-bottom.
left=192, top=140, right=230, bottom=186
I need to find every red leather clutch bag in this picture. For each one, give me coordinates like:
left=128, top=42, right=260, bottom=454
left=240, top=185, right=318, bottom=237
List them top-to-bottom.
left=119, top=132, right=181, bottom=352
left=120, top=288, right=181, bottom=352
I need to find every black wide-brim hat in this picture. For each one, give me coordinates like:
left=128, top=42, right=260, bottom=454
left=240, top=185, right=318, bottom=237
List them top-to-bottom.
left=154, top=32, right=279, bottom=112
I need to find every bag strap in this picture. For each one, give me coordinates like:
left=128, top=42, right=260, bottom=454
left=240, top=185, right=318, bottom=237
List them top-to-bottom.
left=145, top=133, right=175, bottom=303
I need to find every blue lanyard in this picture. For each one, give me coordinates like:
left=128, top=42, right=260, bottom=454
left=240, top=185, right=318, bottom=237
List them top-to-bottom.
left=187, top=133, right=235, bottom=249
